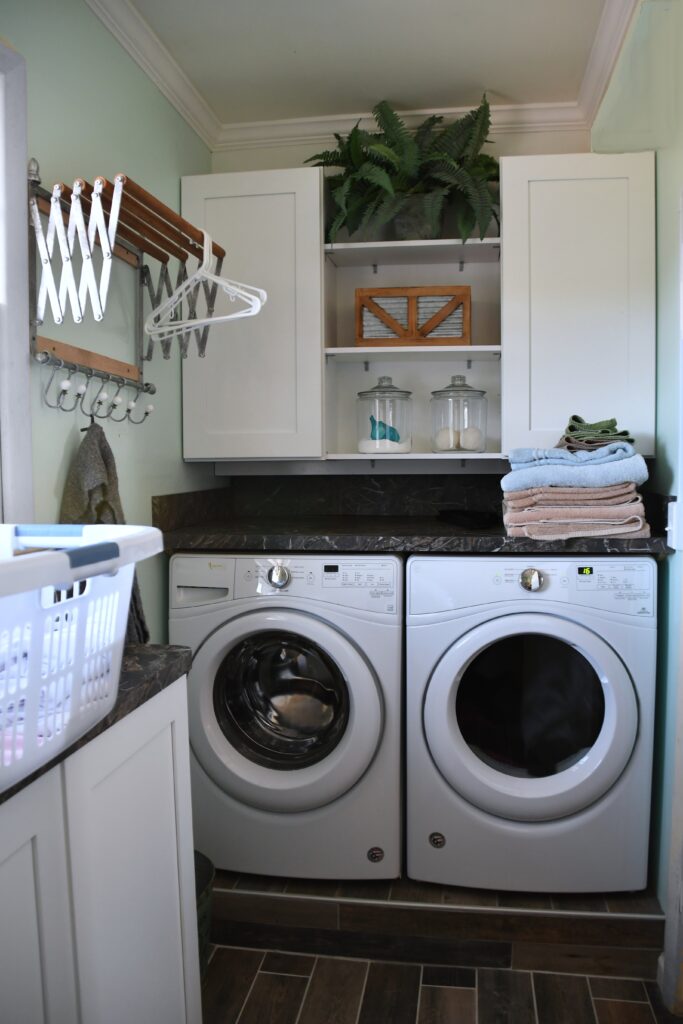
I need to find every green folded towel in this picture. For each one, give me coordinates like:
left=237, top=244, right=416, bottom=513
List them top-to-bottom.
left=560, top=414, right=634, bottom=449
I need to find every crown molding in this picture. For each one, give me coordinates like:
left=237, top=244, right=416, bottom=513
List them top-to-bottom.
left=83, top=0, right=222, bottom=149
left=85, top=0, right=635, bottom=154
left=578, top=0, right=641, bottom=124
left=212, top=102, right=590, bottom=153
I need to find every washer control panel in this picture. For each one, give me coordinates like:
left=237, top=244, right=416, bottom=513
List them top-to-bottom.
left=239, top=556, right=399, bottom=614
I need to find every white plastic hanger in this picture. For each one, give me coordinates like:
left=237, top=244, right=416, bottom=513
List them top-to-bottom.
left=144, top=231, right=267, bottom=340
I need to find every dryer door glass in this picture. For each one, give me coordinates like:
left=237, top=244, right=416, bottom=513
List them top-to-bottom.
left=213, top=630, right=350, bottom=769
left=456, top=633, right=604, bottom=778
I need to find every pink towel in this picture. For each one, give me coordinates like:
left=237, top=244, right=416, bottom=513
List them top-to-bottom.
left=503, top=482, right=638, bottom=509
left=503, top=500, right=646, bottom=527
left=506, top=519, right=650, bottom=540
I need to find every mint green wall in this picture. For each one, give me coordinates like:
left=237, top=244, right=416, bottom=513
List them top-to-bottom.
left=3, top=0, right=215, bottom=642
left=593, top=0, right=683, bottom=906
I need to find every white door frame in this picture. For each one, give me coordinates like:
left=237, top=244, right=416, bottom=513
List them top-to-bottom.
left=0, top=41, right=33, bottom=522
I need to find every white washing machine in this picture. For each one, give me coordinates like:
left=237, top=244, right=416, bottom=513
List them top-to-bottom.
left=169, top=553, right=402, bottom=879
left=406, top=556, right=657, bottom=892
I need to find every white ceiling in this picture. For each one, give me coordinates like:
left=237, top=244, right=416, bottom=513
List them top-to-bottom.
left=85, top=0, right=639, bottom=150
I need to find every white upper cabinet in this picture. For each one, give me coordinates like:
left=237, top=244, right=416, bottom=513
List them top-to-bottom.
left=500, top=152, right=655, bottom=454
left=181, top=154, right=655, bottom=465
left=181, top=168, right=324, bottom=459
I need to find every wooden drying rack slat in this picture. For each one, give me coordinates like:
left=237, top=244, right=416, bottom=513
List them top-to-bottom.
left=116, top=174, right=226, bottom=261
left=36, top=336, right=141, bottom=382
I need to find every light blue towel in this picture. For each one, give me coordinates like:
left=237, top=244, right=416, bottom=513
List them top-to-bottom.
left=509, top=442, right=635, bottom=470
left=501, top=453, right=649, bottom=493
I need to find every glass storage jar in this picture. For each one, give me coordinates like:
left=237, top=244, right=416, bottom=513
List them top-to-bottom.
left=430, top=374, right=487, bottom=452
left=356, top=376, right=412, bottom=454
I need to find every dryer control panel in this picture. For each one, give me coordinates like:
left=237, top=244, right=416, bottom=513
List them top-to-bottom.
left=408, top=556, right=656, bottom=620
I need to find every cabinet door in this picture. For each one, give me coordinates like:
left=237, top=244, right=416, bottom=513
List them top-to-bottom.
left=500, top=152, right=655, bottom=453
left=181, top=168, right=324, bottom=459
left=64, top=679, right=201, bottom=1024
left=0, top=768, right=78, bottom=1024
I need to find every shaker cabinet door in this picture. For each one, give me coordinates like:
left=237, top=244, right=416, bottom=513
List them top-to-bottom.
left=500, top=152, right=655, bottom=454
left=181, top=168, right=324, bottom=459
left=64, top=679, right=201, bottom=1024
left=0, top=768, right=78, bottom=1024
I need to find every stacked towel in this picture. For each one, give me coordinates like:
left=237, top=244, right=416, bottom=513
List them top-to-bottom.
left=557, top=414, right=635, bottom=452
left=501, top=440, right=650, bottom=540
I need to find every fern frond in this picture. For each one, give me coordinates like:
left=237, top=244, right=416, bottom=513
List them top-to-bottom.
left=464, top=95, right=491, bottom=162
left=372, top=100, right=411, bottom=148
left=354, top=162, right=395, bottom=195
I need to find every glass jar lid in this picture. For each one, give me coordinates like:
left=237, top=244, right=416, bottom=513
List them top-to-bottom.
left=430, top=374, right=486, bottom=399
left=357, top=375, right=412, bottom=399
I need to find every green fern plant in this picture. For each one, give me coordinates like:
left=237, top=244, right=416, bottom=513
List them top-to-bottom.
left=306, top=96, right=499, bottom=242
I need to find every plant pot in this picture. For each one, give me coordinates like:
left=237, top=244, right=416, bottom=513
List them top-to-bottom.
left=392, top=195, right=444, bottom=241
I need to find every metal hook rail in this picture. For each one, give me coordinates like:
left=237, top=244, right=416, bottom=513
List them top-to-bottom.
left=37, top=353, right=156, bottom=424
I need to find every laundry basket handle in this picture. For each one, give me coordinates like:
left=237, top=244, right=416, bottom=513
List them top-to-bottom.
left=66, top=541, right=120, bottom=571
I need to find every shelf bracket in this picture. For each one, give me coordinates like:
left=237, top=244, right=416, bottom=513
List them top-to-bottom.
left=459, top=261, right=464, bottom=272
left=372, top=263, right=378, bottom=275
left=467, top=359, right=472, bottom=370
left=364, top=360, right=369, bottom=372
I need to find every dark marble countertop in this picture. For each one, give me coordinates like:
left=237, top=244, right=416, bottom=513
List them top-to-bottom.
left=163, top=516, right=671, bottom=557
left=0, top=643, right=192, bottom=807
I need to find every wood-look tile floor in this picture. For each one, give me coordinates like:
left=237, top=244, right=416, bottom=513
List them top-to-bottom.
left=202, top=945, right=680, bottom=1024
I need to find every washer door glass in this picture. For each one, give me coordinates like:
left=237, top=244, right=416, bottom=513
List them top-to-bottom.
left=189, top=609, right=383, bottom=813
left=423, top=613, right=638, bottom=821
left=213, top=630, right=350, bottom=770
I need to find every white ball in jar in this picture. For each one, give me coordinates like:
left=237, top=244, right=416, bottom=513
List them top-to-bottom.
left=459, top=426, right=484, bottom=451
left=434, top=427, right=460, bottom=451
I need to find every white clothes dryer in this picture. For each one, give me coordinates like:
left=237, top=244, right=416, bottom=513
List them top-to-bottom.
left=169, top=554, right=402, bottom=879
left=406, top=556, right=657, bottom=892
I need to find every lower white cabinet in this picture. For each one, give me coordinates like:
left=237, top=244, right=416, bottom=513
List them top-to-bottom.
left=0, top=677, right=201, bottom=1024
left=0, top=768, right=79, bottom=1024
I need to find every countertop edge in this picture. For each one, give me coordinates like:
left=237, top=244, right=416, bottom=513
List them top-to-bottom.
left=0, top=644, right=192, bottom=807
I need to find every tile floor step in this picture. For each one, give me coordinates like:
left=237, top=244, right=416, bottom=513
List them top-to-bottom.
left=210, top=874, right=665, bottom=981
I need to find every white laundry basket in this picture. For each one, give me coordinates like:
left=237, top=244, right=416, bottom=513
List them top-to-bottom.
left=0, top=523, right=162, bottom=793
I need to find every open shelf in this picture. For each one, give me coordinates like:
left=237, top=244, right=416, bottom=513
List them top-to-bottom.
left=324, top=237, right=501, bottom=267
left=325, top=345, right=501, bottom=363
left=326, top=451, right=505, bottom=460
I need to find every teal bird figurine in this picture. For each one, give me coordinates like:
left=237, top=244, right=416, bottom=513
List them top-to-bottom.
left=370, top=415, right=400, bottom=442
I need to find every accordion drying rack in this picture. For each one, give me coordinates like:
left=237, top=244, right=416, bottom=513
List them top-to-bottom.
left=27, top=158, right=264, bottom=424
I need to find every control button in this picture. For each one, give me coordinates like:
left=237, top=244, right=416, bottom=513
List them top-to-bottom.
left=267, top=564, right=291, bottom=589
left=519, top=567, right=544, bottom=592
left=244, top=569, right=253, bottom=581
left=306, top=572, right=315, bottom=583
left=493, top=574, right=502, bottom=585
left=560, top=576, right=569, bottom=586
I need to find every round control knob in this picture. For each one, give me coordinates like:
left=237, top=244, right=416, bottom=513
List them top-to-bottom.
left=267, top=564, right=291, bottom=589
left=519, top=567, right=544, bottom=592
